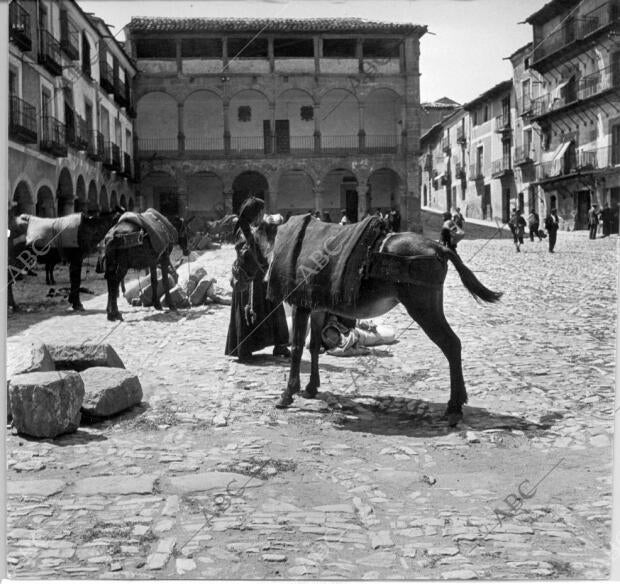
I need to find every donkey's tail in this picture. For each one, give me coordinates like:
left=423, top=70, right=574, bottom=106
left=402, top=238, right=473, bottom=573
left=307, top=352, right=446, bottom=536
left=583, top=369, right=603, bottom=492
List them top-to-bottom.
left=436, top=246, right=503, bottom=304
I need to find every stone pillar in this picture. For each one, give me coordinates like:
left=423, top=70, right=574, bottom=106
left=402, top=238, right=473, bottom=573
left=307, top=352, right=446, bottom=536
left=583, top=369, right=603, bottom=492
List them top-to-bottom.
left=402, top=35, right=422, bottom=233
left=176, top=39, right=182, bottom=75
left=223, top=101, right=231, bottom=154
left=177, top=102, right=185, bottom=153
left=269, top=103, right=276, bottom=155
left=313, top=103, right=321, bottom=154
left=358, top=104, right=366, bottom=152
left=176, top=169, right=188, bottom=218
left=357, top=182, right=369, bottom=219
left=268, top=184, right=278, bottom=213
left=313, top=185, right=323, bottom=212
left=223, top=189, right=233, bottom=215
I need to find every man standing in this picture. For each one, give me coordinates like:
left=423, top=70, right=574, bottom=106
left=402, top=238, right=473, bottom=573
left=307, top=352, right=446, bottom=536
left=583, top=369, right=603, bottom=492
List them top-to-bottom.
left=601, top=202, right=612, bottom=237
left=588, top=203, right=600, bottom=239
left=453, top=207, right=465, bottom=229
left=544, top=208, right=560, bottom=253
left=509, top=209, right=527, bottom=252
left=528, top=209, right=541, bottom=242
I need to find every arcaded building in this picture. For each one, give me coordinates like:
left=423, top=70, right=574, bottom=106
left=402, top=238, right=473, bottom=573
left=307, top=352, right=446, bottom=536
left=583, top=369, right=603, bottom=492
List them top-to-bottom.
left=9, top=0, right=137, bottom=217
left=123, top=17, right=427, bottom=230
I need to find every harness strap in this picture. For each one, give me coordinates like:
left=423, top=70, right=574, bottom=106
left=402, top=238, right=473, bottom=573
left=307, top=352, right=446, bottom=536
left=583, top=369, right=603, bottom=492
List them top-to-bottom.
left=366, top=252, right=445, bottom=288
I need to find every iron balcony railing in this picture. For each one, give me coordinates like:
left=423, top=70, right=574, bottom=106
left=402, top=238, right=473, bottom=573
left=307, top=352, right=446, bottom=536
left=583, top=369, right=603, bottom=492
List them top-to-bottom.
left=9, top=1, right=32, bottom=52
left=532, top=1, right=620, bottom=64
left=60, top=11, right=79, bottom=60
left=38, top=29, right=62, bottom=76
left=99, top=60, right=115, bottom=94
left=578, top=64, right=619, bottom=99
left=114, top=77, right=130, bottom=108
left=531, top=83, right=579, bottom=118
left=9, top=95, right=37, bottom=144
left=494, top=114, right=511, bottom=133
left=66, top=115, right=89, bottom=151
left=40, top=116, right=67, bottom=157
left=87, top=130, right=104, bottom=161
left=321, top=135, right=359, bottom=154
left=103, top=142, right=122, bottom=171
left=514, top=145, right=535, bottom=165
left=578, top=146, right=618, bottom=169
left=122, top=152, right=133, bottom=178
left=492, top=158, right=513, bottom=177
left=469, top=163, right=484, bottom=180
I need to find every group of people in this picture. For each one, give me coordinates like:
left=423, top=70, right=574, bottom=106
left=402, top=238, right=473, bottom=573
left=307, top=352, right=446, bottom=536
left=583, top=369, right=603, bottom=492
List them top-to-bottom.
left=588, top=203, right=614, bottom=240
left=338, top=207, right=402, bottom=233
left=440, top=207, right=465, bottom=252
left=509, top=207, right=560, bottom=253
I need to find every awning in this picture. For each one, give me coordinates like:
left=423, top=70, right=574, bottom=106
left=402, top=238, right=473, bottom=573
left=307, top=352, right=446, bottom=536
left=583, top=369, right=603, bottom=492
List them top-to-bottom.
left=552, top=79, right=570, bottom=101
left=552, top=141, right=571, bottom=175
left=434, top=172, right=445, bottom=184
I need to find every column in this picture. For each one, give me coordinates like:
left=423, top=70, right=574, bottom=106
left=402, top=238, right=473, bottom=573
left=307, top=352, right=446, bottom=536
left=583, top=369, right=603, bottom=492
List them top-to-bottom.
left=176, top=39, right=182, bottom=76
left=223, top=101, right=231, bottom=154
left=177, top=102, right=185, bottom=153
left=270, top=102, right=276, bottom=155
left=313, top=103, right=321, bottom=153
left=358, top=103, right=366, bottom=151
left=176, top=168, right=188, bottom=218
left=357, top=182, right=369, bottom=219
left=268, top=185, right=278, bottom=213
left=313, top=185, right=323, bottom=212
left=223, top=189, right=233, bottom=215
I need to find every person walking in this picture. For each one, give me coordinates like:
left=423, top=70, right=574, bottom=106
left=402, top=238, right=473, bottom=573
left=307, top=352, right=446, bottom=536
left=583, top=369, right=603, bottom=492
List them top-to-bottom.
left=225, top=197, right=290, bottom=361
left=601, top=202, right=612, bottom=237
left=588, top=203, right=600, bottom=239
left=453, top=207, right=464, bottom=229
left=509, top=208, right=527, bottom=252
left=544, top=208, right=560, bottom=253
left=528, top=209, right=541, bottom=242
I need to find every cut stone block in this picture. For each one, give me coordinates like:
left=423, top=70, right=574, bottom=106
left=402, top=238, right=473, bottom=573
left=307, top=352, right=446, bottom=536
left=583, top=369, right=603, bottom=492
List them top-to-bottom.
left=189, top=277, right=216, bottom=306
left=161, top=284, right=190, bottom=309
left=7, top=342, right=55, bottom=379
left=46, top=343, right=125, bottom=372
left=80, top=367, right=143, bottom=417
left=9, top=371, right=84, bottom=438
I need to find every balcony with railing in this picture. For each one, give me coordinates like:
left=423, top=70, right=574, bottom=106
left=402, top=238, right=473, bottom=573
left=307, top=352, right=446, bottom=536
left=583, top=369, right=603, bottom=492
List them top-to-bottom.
left=9, top=1, right=31, bottom=52
left=531, top=1, right=620, bottom=68
left=60, top=12, right=79, bottom=60
left=38, top=29, right=62, bottom=76
left=99, top=61, right=115, bottom=94
left=578, top=64, right=619, bottom=100
left=114, top=77, right=130, bottom=109
left=531, top=82, right=579, bottom=119
left=9, top=95, right=37, bottom=144
left=494, top=114, right=512, bottom=134
left=40, top=116, right=67, bottom=157
left=66, top=116, right=89, bottom=151
left=456, top=126, right=467, bottom=145
left=87, top=130, right=104, bottom=161
left=103, top=142, right=122, bottom=171
left=514, top=145, right=535, bottom=166
left=577, top=146, right=618, bottom=169
left=121, top=152, right=133, bottom=179
left=491, top=157, right=513, bottom=178
left=468, top=163, right=484, bottom=181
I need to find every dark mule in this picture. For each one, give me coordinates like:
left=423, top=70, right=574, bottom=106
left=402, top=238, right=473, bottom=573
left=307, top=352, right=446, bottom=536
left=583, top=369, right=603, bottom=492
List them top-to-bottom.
left=10, top=209, right=122, bottom=311
left=104, top=211, right=189, bottom=321
left=261, top=225, right=502, bottom=426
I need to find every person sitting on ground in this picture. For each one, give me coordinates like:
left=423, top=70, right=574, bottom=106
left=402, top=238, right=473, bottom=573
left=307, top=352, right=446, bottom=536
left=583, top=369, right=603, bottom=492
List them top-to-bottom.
left=320, top=315, right=396, bottom=356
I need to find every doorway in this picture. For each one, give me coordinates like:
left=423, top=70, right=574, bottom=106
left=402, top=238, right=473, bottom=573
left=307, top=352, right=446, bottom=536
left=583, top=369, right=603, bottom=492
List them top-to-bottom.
left=275, top=120, right=290, bottom=154
left=345, top=187, right=358, bottom=222
left=159, top=192, right=179, bottom=217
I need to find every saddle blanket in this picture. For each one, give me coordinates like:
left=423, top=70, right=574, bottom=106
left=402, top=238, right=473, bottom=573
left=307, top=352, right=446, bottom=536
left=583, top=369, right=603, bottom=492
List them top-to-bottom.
left=109, top=208, right=177, bottom=257
left=25, top=214, right=81, bottom=249
left=267, top=214, right=384, bottom=309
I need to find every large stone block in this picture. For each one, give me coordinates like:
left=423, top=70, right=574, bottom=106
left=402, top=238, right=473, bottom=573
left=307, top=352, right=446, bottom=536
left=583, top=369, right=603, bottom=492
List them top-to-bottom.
left=189, top=276, right=216, bottom=306
left=160, top=284, right=190, bottom=309
left=7, top=342, right=55, bottom=378
left=46, top=343, right=125, bottom=372
left=80, top=367, right=143, bottom=417
left=9, top=371, right=84, bottom=438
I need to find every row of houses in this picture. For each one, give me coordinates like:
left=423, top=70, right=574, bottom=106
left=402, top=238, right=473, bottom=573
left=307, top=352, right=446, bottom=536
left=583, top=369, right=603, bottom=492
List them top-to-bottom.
left=421, top=0, right=620, bottom=232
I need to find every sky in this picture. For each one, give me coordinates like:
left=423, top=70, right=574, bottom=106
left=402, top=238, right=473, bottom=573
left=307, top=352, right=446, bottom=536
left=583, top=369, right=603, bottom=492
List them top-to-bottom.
left=79, top=0, right=547, bottom=105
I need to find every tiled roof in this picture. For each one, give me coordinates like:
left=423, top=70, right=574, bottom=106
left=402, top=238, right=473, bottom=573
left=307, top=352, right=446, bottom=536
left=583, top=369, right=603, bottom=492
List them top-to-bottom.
left=524, top=0, right=580, bottom=25
left=126, top=17, right=426, bottom=36
left=463, top=79, right=512, bottom=110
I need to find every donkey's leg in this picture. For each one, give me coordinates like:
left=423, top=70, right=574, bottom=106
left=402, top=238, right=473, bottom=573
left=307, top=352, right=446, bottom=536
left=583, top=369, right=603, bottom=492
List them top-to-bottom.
left=68, top=251, right=84, bottom=311
left=105, top=254, right=125, bottom=321
left=160, top=255, right=176, bottom=311
left=151, top=261, right=163, bottom=310
left=397, top=286, right=466, bottom=426
left=276, top=306, right=310, bottom=409
left=301, top=311, right=326, bottom=399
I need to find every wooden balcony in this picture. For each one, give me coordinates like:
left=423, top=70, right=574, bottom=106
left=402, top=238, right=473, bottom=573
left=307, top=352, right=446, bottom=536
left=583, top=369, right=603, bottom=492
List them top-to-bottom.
left=9, top=1, right=32, bottom=52
left=60, top=11, right=79, bottom=60
left=38, top=29, right=63, bottom=76
left=99, top=61, right=115, bottom=94
left=9, top=95, right=37, bottom=144
left=40, top=116, right=67, bottom=157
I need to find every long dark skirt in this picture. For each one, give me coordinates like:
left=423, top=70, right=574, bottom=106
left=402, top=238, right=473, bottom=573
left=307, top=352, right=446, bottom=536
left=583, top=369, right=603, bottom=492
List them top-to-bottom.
left=225, top=277, right=289, bottom=358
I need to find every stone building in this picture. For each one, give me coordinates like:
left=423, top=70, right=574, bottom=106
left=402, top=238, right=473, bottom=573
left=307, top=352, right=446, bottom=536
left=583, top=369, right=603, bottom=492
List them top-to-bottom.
left=8, top=0, right=137, bottom=217
left=525, top=0, right=620, bottom=231
left=123, top=17, right=427, bottom=230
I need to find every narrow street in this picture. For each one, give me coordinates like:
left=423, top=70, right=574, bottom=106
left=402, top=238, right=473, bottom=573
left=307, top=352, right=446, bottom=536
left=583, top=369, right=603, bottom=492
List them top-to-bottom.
left=6, top=232, right=616, bottom=579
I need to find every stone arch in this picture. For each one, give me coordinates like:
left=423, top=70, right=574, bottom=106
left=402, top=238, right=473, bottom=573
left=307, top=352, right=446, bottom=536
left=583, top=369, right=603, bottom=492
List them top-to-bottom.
left=364, top=88, right=403, bottom=151
left=276, top=89, right=315, bottom=153
left=319, top=89, right=359, bottom=149
left=184, top=90, right=225, bottom=152
left=229, top=90, right=270, bottom=152
left=136, top=91, right=179, bottom=152
left=57, top=167, right=74, bottom=216
left=367, top=167, right=402, bottom=214
left=322, top=168, right=359, bottom=222
left=276, top=169, right=315, bottom=216
left=232, top=170, right=269, bottom=214
left=188, top=171, right=225, bottom=223
left=75, top=175, right=88, bottom=213
left=13, top=181, right=34, bottom=215
left=36, top=186, right=55, bottom=217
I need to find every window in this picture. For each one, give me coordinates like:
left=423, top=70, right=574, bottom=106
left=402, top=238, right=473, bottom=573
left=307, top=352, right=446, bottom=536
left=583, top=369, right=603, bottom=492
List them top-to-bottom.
left=82, top=32, right=91, bottom=77
left=228, top=37, right=268, bottom=59
left=135, top=38, right=176, bottom=59
left=181, top=38, right=222, bottom=58
left=274, top=38, right=314, bottom=58
left=322, top=38, right=357, bottom=58
left=363, top=38, right=400, bottom=59
left=9, top=68, right=18, bottom=96
left=522, top=79, right=530, bottom=110
left=41, top=87, right=51, bottom=119
left=300, top=105, right=314, bottom=121
left=483, top=105, right=489, bottom=123
left=238, top=106, right=251, bottom=122
left=472, top=110, right=478, bottom=126
left=524, top=128, right=532, bottom=154
left=125, top=129, right=132, bottom=155
left=476, top=146, right=483, bottom=175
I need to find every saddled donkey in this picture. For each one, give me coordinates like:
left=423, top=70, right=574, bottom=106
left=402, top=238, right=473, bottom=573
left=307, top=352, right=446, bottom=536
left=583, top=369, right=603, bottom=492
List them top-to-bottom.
left=104, top=208, right=189, bottom=321
left=10, top=209, right=122, bottom=311
left=262, top=213, right=502, bottom=426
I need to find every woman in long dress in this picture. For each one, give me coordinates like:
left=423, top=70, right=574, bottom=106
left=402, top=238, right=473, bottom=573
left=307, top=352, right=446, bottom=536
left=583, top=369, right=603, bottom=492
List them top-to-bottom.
left=225, top=197, right=290, bottom=361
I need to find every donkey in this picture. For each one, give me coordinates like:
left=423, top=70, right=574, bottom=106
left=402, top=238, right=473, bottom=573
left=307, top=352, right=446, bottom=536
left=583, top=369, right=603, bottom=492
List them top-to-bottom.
left=10, top=209, right=123, bottom=311
left=104, top=211, right=189, bottom=321
left=259, top=218, right=502, bottom=426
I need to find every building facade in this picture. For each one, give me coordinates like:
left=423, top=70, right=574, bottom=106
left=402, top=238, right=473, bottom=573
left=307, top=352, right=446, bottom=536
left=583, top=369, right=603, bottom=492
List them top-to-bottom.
left=9, top=0, right=137, bottom=218
left=525, top=0, right=620, bottom=230
left=123, top=17, right=427, bottom=231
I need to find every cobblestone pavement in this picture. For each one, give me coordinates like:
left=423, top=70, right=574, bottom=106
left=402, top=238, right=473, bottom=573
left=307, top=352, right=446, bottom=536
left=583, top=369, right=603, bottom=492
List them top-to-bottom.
left=6, top=232, right=616, bottom=579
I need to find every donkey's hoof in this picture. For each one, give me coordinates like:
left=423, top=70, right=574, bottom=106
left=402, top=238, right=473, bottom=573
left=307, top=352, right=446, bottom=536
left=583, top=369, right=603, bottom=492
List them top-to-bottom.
left=73, top=303, right=85, bottom=312
left=153, top=304, right=163, bottom=311
left=107, top=312, right=123, bottom=322
left=301, top=388, right=318, bottom=399
left=275, top=395, right=294, bottom=409
left=444, top=409, right=463, bottom=427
